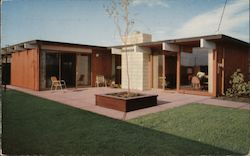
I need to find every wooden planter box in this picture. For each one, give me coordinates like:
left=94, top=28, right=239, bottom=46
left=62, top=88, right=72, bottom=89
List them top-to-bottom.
left=96, top=92, right=158, bottom=112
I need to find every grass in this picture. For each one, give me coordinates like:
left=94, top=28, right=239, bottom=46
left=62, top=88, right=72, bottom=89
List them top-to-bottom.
left=2, top=89, right=250, bottom=155
left=217, top=96, right=250, bottom=104
left=130, top=104, right=250, bottom=154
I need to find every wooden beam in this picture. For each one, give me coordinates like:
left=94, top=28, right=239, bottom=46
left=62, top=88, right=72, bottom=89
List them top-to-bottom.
left=41, top=45, right=91, bottom=53
left=182, top=46, right=193, bottom=53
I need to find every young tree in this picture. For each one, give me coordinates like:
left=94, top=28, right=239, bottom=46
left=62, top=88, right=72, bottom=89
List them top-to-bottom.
left=106, top=0, right=134, bottom=94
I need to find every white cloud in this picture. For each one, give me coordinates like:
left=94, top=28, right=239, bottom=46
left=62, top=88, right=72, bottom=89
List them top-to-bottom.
left=132, top=0, right=169, bottom=8
left=175, top=0, right=249, bottom=42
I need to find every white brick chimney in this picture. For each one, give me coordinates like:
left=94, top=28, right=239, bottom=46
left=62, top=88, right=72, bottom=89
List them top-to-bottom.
left=121, top=32, right=152, bottom=90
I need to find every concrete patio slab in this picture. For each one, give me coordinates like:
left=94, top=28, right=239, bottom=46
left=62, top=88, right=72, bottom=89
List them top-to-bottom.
left=6, top=85, right=250, bottom=120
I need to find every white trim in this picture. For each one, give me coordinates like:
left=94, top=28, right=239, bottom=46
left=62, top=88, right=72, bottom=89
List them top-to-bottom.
left=200, top=38, right=216, bottom=49
left=162, top=42, right=179, bottom=52
left=111, top=48, right=122, bottom=55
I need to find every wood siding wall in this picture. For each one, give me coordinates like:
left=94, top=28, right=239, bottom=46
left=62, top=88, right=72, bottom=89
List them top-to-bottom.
left=217, top=43, right=249, bottom=94
left=249, top=48, right=250, bottom=80
left=11, top=49, right=39, bottom=90
left=91, top=49, right=112, bottom=86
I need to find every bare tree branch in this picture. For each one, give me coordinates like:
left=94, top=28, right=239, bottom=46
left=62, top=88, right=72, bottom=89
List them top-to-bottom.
left=105, top=0, right=134, bottom=93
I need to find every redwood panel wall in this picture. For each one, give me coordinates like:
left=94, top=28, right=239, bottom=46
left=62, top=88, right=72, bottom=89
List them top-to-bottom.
left=217, top=43, right=249, bottom=93
left=11, top=49, right=39, bottom=90
left=91, top=49, right=112, bottom=86
left=248, top=49, right=250, bottom=80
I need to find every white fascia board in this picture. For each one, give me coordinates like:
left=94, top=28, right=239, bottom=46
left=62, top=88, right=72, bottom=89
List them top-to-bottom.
left=200, top=38, right=216, bottom=49
left=162, top=42, right=179, bottom=52
left=24, top=43, right=38, bottom=49
left=14, top=45, right=25, bottom=51
left=134, top=45, right=151, bottom=53
left=121, top=46, right=135, bottom=53
left=111, top=48, right=122, bottom=55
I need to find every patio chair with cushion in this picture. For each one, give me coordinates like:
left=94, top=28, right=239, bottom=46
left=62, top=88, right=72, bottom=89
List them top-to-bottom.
left=196, top=71, right=208, bottom=90
left=95, top=75, right=107, bottom=87
left=50, top=76, right=67, bottom=90
left=191, top=76, right=200, bottom=89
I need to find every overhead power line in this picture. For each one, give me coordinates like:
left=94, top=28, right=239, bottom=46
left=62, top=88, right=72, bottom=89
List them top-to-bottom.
left=216, top=0, right=228, bottom=34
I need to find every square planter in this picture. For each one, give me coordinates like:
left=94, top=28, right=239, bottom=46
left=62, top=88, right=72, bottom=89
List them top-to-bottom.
left=96, top=92, right=158, bottom=112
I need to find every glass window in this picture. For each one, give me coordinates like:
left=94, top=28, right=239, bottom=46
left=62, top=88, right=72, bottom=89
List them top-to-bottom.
left=180, top=49, right=209, bottom=91
left=45, top=53, right=59, bottom=88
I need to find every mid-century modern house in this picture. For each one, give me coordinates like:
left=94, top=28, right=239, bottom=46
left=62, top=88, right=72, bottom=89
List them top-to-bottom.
left=1, top=32, right=249, bottom=96
left=111, top=32, right=249, bottom=96
left=1, top=40, right=121, bottom=90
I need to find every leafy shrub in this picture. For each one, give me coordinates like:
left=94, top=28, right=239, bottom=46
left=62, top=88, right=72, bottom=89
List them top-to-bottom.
left=226, top=69, right=250, bottom=97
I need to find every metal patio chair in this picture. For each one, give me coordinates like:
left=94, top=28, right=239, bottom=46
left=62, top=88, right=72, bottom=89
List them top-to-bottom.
left=95, top=75, right=107, bottom=87
left=50, top=76, right=67, bottom=90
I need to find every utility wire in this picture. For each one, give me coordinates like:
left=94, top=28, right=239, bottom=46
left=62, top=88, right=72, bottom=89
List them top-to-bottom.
left=216, top=0, right=228, bottom=34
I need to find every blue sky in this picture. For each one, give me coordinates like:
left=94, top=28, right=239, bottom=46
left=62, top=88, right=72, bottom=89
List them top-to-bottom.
left=1, top=0, right=249, bottom=47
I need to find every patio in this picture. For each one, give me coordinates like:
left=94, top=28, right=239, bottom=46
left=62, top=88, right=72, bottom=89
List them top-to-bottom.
left=6, top=85, right=250, bottom=120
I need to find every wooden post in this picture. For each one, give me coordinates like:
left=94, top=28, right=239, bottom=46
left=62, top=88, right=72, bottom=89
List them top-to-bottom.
left=4, top=46, right=8, bottom=92
left=36, top=46, right=40, bottom=91
left=176, top=46, right=181, bottom=91
left=212, top=49, right=217, bottom=96
left=221, top=49, right=225, bottom=95
left=162, top=51, right=165, bottom=90
left=59, top=53, right=61, bottom=80
left=75, top=54, right=78, bottom=89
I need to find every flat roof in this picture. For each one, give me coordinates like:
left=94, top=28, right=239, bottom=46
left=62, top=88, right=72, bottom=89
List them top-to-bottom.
left=1, top=34, right=249, bottom=54
left=110, top=34, right=249, bottom=48
left=1, top=39, right=108, bottom=54
left=4, top=39, right=108, bottom=49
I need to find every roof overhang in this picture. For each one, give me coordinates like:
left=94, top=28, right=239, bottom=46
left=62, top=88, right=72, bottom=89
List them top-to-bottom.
left=166, top=34, right=249, bottom=46
left=1, top=40, right=109, bottom=55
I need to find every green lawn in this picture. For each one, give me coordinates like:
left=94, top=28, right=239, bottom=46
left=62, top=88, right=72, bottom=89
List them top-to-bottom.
left=2, top=90, right=250, bottom=155
left=217, top=96, right=250, bottom=104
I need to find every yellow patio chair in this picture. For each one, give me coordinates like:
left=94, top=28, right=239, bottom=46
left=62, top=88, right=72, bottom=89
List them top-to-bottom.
left=95, top=75, right=107, bottom=87
left=50, top=76, right=67, bottom=90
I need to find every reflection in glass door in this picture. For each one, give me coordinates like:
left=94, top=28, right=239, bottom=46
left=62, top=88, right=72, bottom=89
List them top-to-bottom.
left=180, top=49, right=210, bottom=92
left=45, top=52, right=76, bottom=88
left=45, top=53, right=59, bottom=88
left=61, top=53, right=76, bottom=87
left=152, top=53, right=165, bottom=89
left=76, top=54, right=91, bottom=87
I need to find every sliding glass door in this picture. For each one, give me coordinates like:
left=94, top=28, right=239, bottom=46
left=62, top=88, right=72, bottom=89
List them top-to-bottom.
left=180, top=49, right=210, bottom=92
left=45, top=52, right=76, bottom=88
left=152, top=52, right=165, bottom=89
left=45, top=53, right=59, bottom=88
left=61, top=53, right=76, bottom=87
left=76, top=54, right=91, bottom=87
